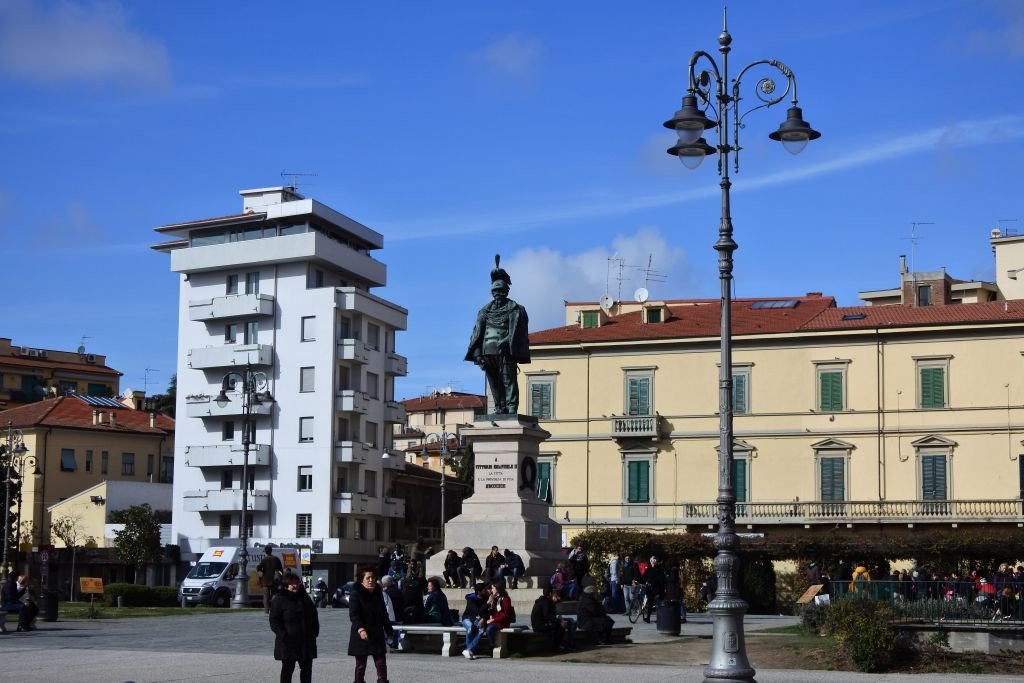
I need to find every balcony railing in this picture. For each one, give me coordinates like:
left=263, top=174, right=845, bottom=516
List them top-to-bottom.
left=188, top=293, right=275, bottom=321
left=337, top=339, right=369, bottom=364
left=188, top=343, right=273, bottom=369
left=385, top=352, right=408, bottom=377
left=335, top=390, right=369, bottom=414
left=185, top=395, right=274, bottom=419
left=383, top=400, right=406, bottom=424
left=611, top=415, right=661, bottom=439
left=335, top=440, right=373, bottom=464
left=183, top=443, right=271, bottom=468
left=183, top=489, right=270, bottom=512
left=678, top=499, right=1024, bottom=524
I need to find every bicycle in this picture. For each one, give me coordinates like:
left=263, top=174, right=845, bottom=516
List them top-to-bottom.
left=627, top=587, right=650, bottom=624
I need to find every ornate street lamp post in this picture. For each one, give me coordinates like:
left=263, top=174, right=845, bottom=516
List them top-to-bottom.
left=664, top=11, right=819, bottom=683
left=215, top=364, right=273, bottom=609
left=1, top=421, right=29, bottom=578
left=420, top=431, right=464, bottom=548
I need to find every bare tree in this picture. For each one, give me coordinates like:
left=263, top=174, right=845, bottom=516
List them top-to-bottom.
left=51, top=514, right=94, bottom=601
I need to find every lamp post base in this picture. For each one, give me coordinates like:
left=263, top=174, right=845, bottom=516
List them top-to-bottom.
left=230, top=573, right=250, bottom=609
left=702, top=597, right=756, bottom=683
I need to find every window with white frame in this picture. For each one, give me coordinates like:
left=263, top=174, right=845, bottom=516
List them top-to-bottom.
left=245, top=271, right=259, bottom=294
left=301, top=316, right=316, bottom=341
left=916, top=356, right=950, bottom=409
left=814, top=360, right=849, bottom=412
left=732, top=364, right=752, bottom=414
left=300, top=366, right=315, bottom=393
left=623, top=367, right=655, bottom=416
left=527, top=373, right=556, bottom=420
left=299, top=417, right=315, bottom=442
left=912, top=435, right=954, bottom=513
left=812, top=438, right=853, bottom=513
left=60, top=448, right=76, bottom=471
left=622, top=451, right=654, bottom=504
left=121, top=452, right=135, bottom=476
left=537, top=454, right=555, bottom=504
left=297, top=466, right=312, bottom=491
left=296, top=513, right=312, bottom=537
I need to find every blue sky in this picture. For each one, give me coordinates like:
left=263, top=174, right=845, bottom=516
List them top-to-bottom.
left=2, top=0, right=1023, bottom=400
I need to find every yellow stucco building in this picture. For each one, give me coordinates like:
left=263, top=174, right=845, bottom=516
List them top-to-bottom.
left=523, top=233, right=1024, bottom=543
left=0, top=338, right=121, bottom=409
left=0, top=395, right=174, bottom=553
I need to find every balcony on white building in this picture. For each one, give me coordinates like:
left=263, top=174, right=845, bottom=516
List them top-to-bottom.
left=335, top=287, right=408, bottom=331
left=189, top=293, right=275, bottom=321
left=337, top=339, right=370, bottom=364
left=188, top=343, right=274, bottom=369
left=385, top=352, right=408, bottom=376
left=335, top=390, right=369, bottom=414
left=185, top=395, right=275, bottom=419
left=382, top=400, right=405, bottom=424
left=335, top=440, right=373, bottom=464
left=183, top=443, right=271, bottom=468
left=382, top=450, right=407, bottom=470
left=183, top=489, right=271, bottom=512
left=332, top=492, right=405, bottom=518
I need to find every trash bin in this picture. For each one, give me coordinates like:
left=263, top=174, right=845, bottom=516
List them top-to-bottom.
left=40, top=591, right=58, bottom=622
left=656, top=599, right=680, bottom=635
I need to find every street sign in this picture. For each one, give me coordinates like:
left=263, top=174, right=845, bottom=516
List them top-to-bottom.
left=80, top=577, right=104, bottom=595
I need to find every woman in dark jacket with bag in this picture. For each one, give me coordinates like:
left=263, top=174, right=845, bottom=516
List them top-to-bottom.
left=349, top=568, right=394, bottom=683
left=269, top=573, right=319, bottom=683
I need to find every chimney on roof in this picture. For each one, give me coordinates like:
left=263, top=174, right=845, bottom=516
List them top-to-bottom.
left=240, top=186, right=304, bottom=212
left=899, top=254, right=907, bottom=275
left=806, top=292, right=822, bottom=298
left=92, top=410, right=100, bottom=425
left=108, top=411, right=116, bottom=428
left=150, top=412, right=156, bottom=428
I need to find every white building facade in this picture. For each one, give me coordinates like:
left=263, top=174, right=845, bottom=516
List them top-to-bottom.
left=153, top=187, right=408, bottom=579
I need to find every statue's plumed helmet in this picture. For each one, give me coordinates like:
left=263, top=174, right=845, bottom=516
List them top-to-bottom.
left=491, top=253, right=511, bottom=290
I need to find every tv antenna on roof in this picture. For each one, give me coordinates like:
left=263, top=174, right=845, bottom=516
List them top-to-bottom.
left=280, top=171, right=319, bottom=191
left=904, top=221, right=934, bottom=275
left=641, top=254, right=666, bottom=290
left=77, top=335, right=93, bottom=355
left=142, top=368, right=160, bottom=396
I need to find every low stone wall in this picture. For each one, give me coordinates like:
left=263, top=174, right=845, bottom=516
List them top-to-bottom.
left=900, top=624, right=1024, bottom=653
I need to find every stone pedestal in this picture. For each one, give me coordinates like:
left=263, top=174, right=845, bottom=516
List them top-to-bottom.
left=426, top=414, right=563, bottom=579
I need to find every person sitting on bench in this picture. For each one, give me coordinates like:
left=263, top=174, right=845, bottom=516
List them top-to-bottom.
left=531, top=586, right=576, bottom=651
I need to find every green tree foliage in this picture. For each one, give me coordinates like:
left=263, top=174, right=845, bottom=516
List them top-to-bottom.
left=150, top=374, right=176, bottom=418
left=112, top=504, right=163, bottom=584
left=51, top=514, right=95, bottom=600
left=824, top=595, right=899, bottom=672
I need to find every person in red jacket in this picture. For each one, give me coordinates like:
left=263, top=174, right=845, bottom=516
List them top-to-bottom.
left=465, top=582, right=513, bottom=657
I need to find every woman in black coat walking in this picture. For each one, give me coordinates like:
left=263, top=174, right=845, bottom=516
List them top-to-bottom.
left=349, top=568, right=394, bottom=683
left=269, top=573, right=319, bottom=683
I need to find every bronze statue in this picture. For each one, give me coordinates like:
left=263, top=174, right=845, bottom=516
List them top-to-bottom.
left=465, top=255, right=530, bottom=414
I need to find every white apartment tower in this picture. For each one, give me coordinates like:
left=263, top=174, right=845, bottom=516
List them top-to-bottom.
left=153, top=187, right=408, bottom=579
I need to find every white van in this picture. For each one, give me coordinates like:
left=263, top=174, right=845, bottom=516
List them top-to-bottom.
left=178, top=545, right=301, bottom=607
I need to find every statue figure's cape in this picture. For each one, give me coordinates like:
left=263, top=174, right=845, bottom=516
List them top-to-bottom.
left=465, top=298, right=531, bottom=364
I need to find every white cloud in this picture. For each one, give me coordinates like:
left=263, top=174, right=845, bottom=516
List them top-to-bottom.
left=0, top=0, right=170, bottom=88
left=475, top=33, right=542, bottom=79
left=386, top=114, right=1024, bottom=242
left=502, top=228, right=691, bottom=330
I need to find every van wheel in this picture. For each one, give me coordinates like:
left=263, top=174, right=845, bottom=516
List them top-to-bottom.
left=213, top=590, right=231, bottom=608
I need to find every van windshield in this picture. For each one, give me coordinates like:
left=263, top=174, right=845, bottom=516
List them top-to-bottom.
left=187, top=562, right=227, bottom=579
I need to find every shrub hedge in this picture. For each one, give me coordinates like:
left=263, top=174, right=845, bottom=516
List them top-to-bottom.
left=103, top=583, right=179, bottom=607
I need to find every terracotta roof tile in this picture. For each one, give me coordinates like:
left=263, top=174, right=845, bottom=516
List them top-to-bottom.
left=530, top=296, right=1024, bottom=345
left=530, top=296, right=837, bottom=344
left=0, top=354, right=121, bottom=376
left=402, top=392, right=485, bottom=411
left=0, top=396, right=174, bottom=434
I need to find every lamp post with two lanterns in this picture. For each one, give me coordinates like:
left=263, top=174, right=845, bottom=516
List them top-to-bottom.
left=663, top=11, right=819, bottom=683
left=214, top=364, right=273, bottom=609
left=1, top=421, right=30, bottom=579
left=419, top=431, right=465, bottom=548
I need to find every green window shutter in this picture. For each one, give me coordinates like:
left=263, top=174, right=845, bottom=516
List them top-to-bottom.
left=582, top=311, right=599, bottom=328
left=920, top=367, right=945, bottom=408
left=819, top=371, right=843, bottom=411
left=732, top=374, right=748, bottom=414
left=628, top=377, right=651, bottom=416
left=530, top=382, right=552, bottom=419
left=921, top=454, right=947, bottom=500
left=820, top=457, right=845, bottom=501
left=731, top=459, right=748, bottom=503
left=537, top=461, right=551, bottom=503
left=628, top=461, right=650, bottom=503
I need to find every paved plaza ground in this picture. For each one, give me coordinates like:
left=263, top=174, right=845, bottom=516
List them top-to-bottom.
left=0, top=607, right=1019, bottom=682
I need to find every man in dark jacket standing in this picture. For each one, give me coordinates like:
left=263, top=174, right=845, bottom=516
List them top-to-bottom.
left=258, top=545, right=284, bottom=615
left=642, top=556, right=666, bottom=623
left=530, top=587, right=576, bottom=651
